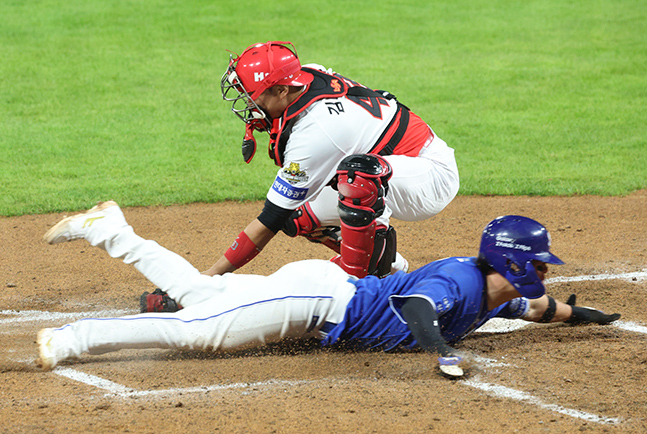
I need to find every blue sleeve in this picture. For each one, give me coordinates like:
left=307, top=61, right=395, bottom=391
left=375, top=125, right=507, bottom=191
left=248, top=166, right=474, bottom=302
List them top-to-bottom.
left=257, top=199, right=294, bottom=234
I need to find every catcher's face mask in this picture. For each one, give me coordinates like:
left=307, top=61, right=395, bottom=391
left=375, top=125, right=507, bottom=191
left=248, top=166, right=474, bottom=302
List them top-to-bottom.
left=220, top=41, right=313, bottom=163
left=220, top=65, right=271, bottom=130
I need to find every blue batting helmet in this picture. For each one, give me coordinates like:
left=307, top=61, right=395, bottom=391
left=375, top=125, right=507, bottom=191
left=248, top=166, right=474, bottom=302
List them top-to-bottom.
left=479, top=215, right=564, bottom=299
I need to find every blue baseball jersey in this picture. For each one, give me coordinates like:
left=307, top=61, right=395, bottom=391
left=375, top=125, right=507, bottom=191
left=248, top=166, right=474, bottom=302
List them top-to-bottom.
left=322, top=257, right=529, bottom=351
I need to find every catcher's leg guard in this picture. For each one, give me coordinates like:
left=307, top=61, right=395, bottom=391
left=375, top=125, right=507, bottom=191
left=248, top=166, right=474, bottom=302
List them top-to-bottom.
left=335, top=154, right=393, bottom=278
left=282, top=203, right=341, bottom=253
left=337, top=224, right=397, bottom=278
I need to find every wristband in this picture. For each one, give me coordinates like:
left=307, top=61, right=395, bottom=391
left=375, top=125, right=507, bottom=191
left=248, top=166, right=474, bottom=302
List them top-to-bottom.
left=224, top=231, right=262, bottom=269
left=539, top=296, right=557, bottom=323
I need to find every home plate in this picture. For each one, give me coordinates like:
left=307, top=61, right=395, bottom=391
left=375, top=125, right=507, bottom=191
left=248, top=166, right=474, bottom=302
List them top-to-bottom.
left=477, top=318, right=531, bottom=333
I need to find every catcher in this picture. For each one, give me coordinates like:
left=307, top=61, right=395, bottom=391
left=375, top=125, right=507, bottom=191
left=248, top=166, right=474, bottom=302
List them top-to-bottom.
left=140, top=41, right=461, bottom=312
left=37, top=202, right=620, bottom=377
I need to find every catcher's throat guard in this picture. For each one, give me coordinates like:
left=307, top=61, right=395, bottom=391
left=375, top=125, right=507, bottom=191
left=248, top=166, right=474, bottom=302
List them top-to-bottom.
left=241, top=121, right=271, bottom=164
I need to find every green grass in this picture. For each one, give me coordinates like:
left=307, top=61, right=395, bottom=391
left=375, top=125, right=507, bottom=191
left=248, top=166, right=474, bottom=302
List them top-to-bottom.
left=1, top=0, right=645, bottom=216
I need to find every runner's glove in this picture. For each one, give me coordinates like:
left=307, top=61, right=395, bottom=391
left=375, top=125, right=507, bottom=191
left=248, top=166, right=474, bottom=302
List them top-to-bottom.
left=565, top=294, right=621, bottom=325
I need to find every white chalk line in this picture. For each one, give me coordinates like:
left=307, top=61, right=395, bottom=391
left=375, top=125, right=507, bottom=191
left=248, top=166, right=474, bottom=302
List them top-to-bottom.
left=11, top=269, right=646, bottom=423
left=545, top=270, right=647, bottom=284
left=0, top=309, right=136, bottom=324
left=614, top=320, right=647, bottom=334
left=470, top=354, right=511, bottom=368
left=54, top=363, right=622, bottom=425
left=54, top=367, right=312, bottom=398
left=55, top=367, right=132, bottom=394
left=463, top=378, right=622, bottom=425
left=121, top=379, right=313, bottom=398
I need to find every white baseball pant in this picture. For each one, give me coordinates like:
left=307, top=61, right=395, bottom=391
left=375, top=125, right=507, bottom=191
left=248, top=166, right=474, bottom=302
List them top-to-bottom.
left=308, top=132, right=460, bottom=227
left=50, top=222, right=356, bottom=359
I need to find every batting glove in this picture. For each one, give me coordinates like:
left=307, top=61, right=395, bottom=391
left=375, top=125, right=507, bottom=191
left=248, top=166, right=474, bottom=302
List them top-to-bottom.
left=565, top=294, right=621, bottom=325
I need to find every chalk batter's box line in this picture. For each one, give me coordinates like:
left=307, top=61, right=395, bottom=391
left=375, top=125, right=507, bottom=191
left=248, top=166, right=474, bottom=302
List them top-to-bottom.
left=544, top=270, right=647, bottom=284
left=52, top=365, right=623, bottom=425
left=54, top=367, right=312, bottom=397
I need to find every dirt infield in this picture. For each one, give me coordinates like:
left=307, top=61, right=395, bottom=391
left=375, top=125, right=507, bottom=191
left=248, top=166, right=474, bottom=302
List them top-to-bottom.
left=1, top=192, right=646, bottom=433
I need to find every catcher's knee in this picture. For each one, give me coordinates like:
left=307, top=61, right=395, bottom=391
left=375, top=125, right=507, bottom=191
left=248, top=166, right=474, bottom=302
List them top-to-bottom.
left=336, top=154, right=392, bottom=213
left=338, top=202, right=375, bottom=228
left=282, top=204, right=320, bottom=237
left=282, top=204, right=341, bottom=253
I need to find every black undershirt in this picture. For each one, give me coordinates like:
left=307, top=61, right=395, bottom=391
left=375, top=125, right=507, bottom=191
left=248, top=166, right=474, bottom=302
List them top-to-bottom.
left=257, top=199, right=294, bottom=234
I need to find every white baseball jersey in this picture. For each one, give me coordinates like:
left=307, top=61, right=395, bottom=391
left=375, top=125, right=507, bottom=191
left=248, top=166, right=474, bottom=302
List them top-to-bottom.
left=266, top=65, right=459, bottom=225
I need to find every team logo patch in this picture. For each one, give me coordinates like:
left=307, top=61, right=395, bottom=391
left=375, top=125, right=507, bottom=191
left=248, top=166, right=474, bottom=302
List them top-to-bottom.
left=282, top=162, right=309, bottom=185
left=272, top=177, right=309, bottom=201
left=435, top=297, right=452, bottom=314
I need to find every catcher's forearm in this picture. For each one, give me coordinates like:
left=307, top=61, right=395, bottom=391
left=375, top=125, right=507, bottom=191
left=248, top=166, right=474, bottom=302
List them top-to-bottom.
left=203, top=219, right=275, bottom=276
left=202, top=255, right=237, bottom=276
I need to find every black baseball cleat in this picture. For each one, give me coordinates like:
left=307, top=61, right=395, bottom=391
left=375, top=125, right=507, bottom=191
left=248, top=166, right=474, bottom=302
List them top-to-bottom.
left=140, top=288, right=183, bottom=313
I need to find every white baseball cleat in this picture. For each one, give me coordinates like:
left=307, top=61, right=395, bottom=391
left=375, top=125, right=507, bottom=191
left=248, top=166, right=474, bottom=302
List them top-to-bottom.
left=43, top=200, right=123, bottom=244
left=36, top=328, right=60, bottom=371
left=438, top=356, right=465, bottom=378
left=439, top=363, right=464, bottom=377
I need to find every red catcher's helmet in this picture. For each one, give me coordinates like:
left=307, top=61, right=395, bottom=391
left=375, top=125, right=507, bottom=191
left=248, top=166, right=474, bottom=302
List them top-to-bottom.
left=221, top=41, right=314, bottom=129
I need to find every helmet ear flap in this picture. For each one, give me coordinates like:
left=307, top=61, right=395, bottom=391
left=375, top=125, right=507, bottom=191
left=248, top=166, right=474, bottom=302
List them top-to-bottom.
left=507, top=258, right=520, bottom=274
left=504, top=260, right=545, bottom=299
